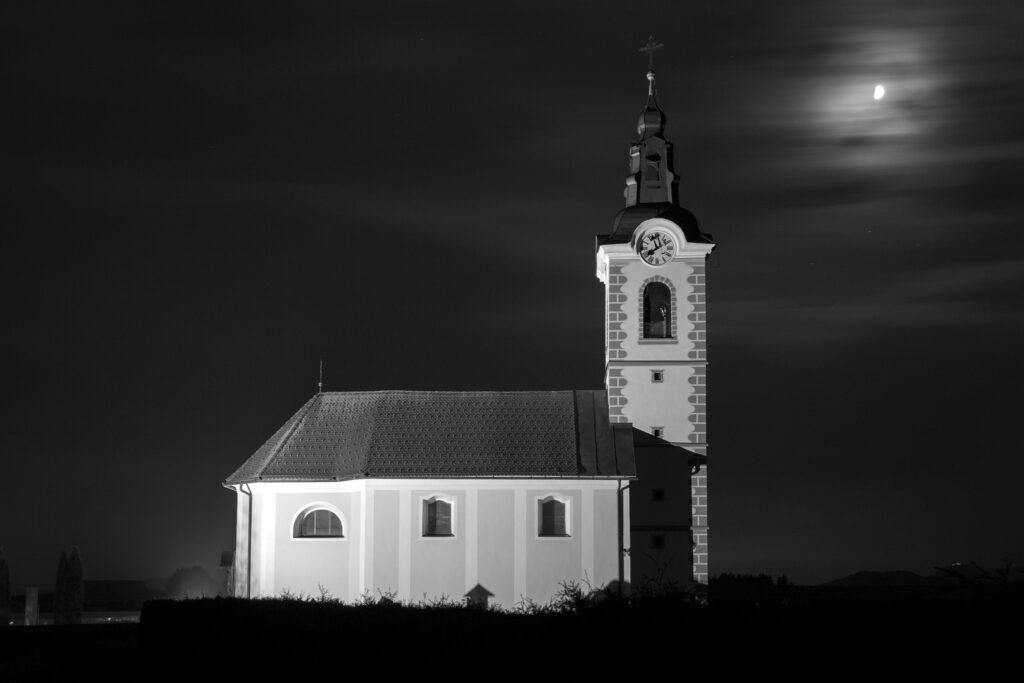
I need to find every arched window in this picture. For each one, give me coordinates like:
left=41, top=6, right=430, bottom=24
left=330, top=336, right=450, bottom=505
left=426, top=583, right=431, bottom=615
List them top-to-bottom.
left=643, top=282, right=672, bottom=339
left=422, top=497, right=453, bottom=537
left=538, top=497, right=569, bottom=537
left=295, top=508, right=344, bottom=538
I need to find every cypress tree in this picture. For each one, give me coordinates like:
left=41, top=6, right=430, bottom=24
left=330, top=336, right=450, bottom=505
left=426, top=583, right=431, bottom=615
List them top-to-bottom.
left=66, top=547, right=84, bottom=624
left=0, top=548, right=10, bottom=626
left=54, top=550, right=68, bottom=625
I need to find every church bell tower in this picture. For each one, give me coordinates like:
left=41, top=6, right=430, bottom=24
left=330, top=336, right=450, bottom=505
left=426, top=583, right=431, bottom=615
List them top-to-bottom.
left=596, top=41, right=716, bottom=584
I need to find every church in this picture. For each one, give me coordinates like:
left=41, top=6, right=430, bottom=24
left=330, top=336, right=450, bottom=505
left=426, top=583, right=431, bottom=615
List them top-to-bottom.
left=224, top=46, right=715, bottom=607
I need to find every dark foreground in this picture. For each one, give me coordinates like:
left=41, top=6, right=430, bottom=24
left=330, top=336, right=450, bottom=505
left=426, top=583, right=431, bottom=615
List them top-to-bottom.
left=1, top=586, right=1020, bottom=679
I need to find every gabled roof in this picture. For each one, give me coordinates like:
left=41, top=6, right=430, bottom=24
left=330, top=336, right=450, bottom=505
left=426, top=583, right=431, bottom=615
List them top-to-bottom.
left=224, top=390, right=636, bottom=485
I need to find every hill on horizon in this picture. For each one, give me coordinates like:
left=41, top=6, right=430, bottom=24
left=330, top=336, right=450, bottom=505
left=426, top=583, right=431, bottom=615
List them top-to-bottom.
left=822, top=570, right=946, bottom=587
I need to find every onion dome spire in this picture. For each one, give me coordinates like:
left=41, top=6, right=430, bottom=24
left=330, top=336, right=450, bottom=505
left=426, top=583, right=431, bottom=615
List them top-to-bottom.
left=601, top=37, right=711, bottom=246
left=625, top=37, right=676, bottom=207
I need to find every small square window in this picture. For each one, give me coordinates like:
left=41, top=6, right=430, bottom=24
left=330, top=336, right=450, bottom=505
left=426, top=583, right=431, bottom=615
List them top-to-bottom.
left=651, top=370, right=664, bottom=383
left=652, top=427, right=664, bottom=438
left=652, top=489, right=666, bottom=502
left=651, top=534, right=666, bottom=550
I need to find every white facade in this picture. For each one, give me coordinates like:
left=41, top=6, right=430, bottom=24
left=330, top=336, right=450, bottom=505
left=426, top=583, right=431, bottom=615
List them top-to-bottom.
left=596, top=217, right=713, bottom=444
left=230, top=478, right=629, bottom=607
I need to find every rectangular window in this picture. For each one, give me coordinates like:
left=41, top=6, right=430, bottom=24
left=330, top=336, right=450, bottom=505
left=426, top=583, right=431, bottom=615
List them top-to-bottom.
left=651, top=370, right=665, bottom=383
left=652, top=427, right=664, bottom=439
left=538, top=497, right=569, bottom=537
left=423, top=498, right=453, bottom=537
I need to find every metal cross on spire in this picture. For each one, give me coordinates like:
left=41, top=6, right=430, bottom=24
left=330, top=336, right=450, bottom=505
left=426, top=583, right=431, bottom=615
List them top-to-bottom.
left=639, top=36, right=664, bottom=72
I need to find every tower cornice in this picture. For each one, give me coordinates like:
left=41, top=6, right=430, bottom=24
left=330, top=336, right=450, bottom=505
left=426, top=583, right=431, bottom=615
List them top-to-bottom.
left=596, top=217, right=714, bottom=283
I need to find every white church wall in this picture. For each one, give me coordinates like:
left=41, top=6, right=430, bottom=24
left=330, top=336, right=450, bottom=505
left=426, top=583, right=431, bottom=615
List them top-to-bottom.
left=235, top=479, right=628, bottom=606
left=363, top=480, right=625, bottom=606
left=525, top=488, right=582, bottom=602
left=594, top=488, right=622, bottom=586
left=370, top=489, right=400, bottom=598
left=409, top=489, right=466, bottom=602
left=476, top=489, right=515, bottom=606
left=249, top=490, right=267, bottom=597
left=274, top=492, right=357, bottom=601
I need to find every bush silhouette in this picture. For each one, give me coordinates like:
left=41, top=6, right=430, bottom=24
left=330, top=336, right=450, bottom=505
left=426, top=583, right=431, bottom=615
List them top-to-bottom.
left=166, top=566, right=221, bottom=599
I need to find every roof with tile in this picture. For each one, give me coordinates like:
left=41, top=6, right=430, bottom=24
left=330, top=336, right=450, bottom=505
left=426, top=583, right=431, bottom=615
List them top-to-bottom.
left=224, top=390, right=636, bottom=485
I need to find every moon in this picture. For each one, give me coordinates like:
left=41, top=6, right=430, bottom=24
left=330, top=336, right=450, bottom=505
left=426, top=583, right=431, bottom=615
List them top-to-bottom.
left=873, top=84, right=886, bottom=100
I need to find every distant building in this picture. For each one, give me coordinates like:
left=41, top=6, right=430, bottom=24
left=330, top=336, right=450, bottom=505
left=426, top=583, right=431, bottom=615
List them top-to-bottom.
left=224, top=52, right=715, bottom=605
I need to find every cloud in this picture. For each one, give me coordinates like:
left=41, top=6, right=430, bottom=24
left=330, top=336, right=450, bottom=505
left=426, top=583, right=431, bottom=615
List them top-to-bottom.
left=716, top=258, right=1024, bottom=347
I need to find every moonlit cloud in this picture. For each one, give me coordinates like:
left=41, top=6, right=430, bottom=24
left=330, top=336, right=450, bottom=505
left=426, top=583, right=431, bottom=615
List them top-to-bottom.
left=808, top=30, right=940, bottom=145
left=717, top=258, right=1024, bottom=348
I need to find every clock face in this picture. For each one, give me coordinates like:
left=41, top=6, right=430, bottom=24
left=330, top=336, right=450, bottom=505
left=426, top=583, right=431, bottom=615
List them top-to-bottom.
left=638, top=230, right=676, bottom=266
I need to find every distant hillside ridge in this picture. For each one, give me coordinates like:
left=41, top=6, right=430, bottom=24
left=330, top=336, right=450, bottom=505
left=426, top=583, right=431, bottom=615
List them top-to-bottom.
left=822, top=570, right=948, bottom=587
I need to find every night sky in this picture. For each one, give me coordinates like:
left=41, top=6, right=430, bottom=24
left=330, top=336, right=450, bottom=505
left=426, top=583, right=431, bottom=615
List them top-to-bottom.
left=4, top=1, right=1023, bottom=591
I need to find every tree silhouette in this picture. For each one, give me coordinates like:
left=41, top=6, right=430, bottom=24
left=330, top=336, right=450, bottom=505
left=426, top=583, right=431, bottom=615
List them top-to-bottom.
left=53, top=547, right=84, bottom=624
left=65, top=547, right=84, bottom=623
left=53, top=550, right=68, bottom=624
left=934, top=558, right=1023, bottom=601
